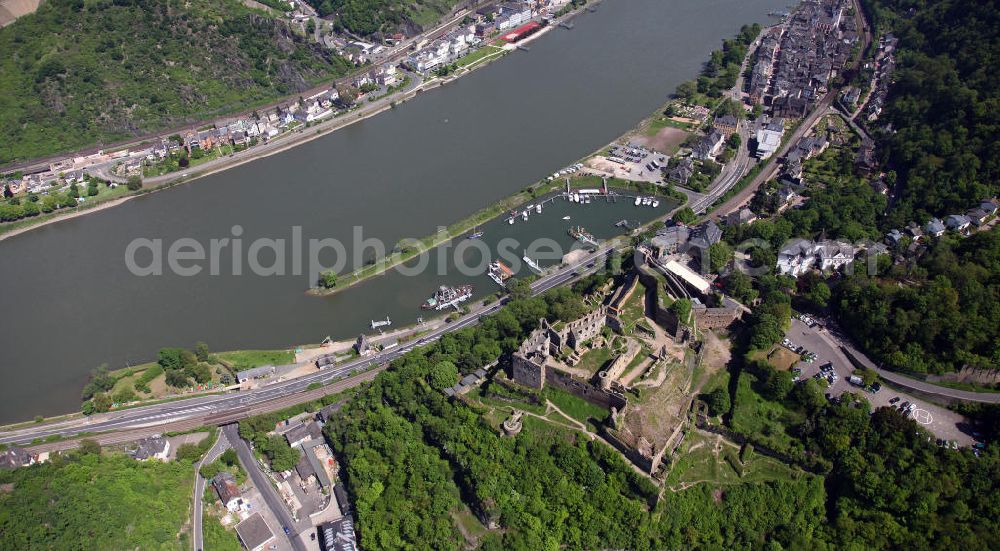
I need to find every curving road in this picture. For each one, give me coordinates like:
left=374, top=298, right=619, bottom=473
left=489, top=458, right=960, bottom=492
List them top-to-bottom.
left=193, top=431, right=231, bottom=551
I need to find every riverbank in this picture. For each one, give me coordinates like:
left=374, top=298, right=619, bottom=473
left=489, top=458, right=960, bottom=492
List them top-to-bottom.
left=0, top=7, right=595, bottom=242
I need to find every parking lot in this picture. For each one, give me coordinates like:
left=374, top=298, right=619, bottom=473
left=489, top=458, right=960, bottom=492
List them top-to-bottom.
left=585, top=143, right=667, bottom=183
left=784, top=317, right=977, bottom=447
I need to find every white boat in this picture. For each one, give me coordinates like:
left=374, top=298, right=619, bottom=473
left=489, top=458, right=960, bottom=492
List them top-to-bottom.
left=573, top=193, right=580, bottom=203
left=634, top=197, right=642, bottom=206
left=643, top=197, right=651, bottom=206
left=652, top=199, right=660, bottom=208
left=526, top=204, right=534, bottom=211
left=536, top=204, right=542, bottom=214
left=522, top=210, right=528, bottom=221
left=562, top=216, right=571, bottom=220
left=508, top=217, right=514, bottom=225
left=522, top=252, right=543, bottom=273
left=488, top=260, right=514, bottom=287
left=371, top=317, right=391, bottom=330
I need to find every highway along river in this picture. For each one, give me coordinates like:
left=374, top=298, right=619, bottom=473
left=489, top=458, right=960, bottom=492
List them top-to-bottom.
left=0, top=0, right=786, bottom=422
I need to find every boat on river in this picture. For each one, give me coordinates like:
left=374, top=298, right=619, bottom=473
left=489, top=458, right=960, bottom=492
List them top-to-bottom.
left=523, top=252, right=543, bottom=273
left=488, top=260, right=514, bottom=287
left=422, top=285, right=473, bottom=310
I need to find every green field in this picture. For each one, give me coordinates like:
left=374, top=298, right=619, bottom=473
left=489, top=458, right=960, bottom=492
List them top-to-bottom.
left=455, top=45, right=505, bottom=69
left=574, top=347, right=613, bottom=375
left=215, top=349, right=295, bottom=371
left=543, top=387, right=609, bottom=426
left=665, top=430, right=804, bottom=488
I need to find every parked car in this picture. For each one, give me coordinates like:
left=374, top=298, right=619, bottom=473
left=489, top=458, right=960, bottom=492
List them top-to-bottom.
left=889, top=396, right=900, bottom=404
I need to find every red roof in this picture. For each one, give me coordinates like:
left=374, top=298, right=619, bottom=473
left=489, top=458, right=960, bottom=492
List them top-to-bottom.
left=502, top=21, right=541, bottom=42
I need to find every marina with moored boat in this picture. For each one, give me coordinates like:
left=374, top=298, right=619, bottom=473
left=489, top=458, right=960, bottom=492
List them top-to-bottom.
left=421, top=285, right=474, bottom=311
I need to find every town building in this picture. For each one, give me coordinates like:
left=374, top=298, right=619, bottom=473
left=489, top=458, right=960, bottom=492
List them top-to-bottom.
left=712, top=114, right=739, bottom=136
left=755, top=119, right=784, bottom=159
left=692, top=130, right=725, bottom=161
left=666, top=157, right=694, bottom=186
left=724, top=208, right=757, bottom=227
left=945, top=214, right=971, bottom=232
left=924, top=218, right=946, bottom=238
left=776, top=238, right=856, bottom=276
left=236, top=365, right=276, bottom=387
left=284, top=420, right=323, bottom=448
left=128, top=435, right=170, bottom=461
left=295, top=438, right=334, bottom=489
left=0, top=446, right=36, bottom=469
left=213, top=471, right=243, bottom=512
left=235, top=513, right=275, bottom=551
left=319, top=516, right=357, bottom=551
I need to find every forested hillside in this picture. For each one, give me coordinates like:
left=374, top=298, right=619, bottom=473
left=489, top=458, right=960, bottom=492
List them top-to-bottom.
left=0, top=0, right=352, bottom=164
left=304, top=0, right=461, bottom=36
left=863, top=0, right=1000, bottom=227
left=835, top=230, right=1000, bottom=375
left=0, top=450, right=197, bottom=549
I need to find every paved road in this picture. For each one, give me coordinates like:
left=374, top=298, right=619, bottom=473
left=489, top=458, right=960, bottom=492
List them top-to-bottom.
left=684, top=24, right=767, bottom=215
left=689, top=123, right=754, bottom=214
left=1, top=245, right=614, bottom=447
left=786, top=319, right=977, bottom=445
left=811, top=320, right=1000, bottom=404
left=224, top=424, right=305, bottom=551
left=193, top=432, right=231, bottom=551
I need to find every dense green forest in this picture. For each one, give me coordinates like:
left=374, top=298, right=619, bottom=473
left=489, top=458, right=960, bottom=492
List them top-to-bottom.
left=0, top=0, right=352, bottom=165
left=304, top=0, right=461, bottom=36
left=862, top=0, right=1000, bottom=227
left=834, top=230, right=1000, bottom=375
left=324, top=276, right=1000, bottom=549
left=0, top=450, right=196, bottom=549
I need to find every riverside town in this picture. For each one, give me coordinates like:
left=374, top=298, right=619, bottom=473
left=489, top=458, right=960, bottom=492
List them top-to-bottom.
left=1, top=0, right=999, bottom=550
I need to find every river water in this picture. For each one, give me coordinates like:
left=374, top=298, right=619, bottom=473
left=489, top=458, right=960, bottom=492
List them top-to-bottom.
left=0, top=0, right=785, bottom=422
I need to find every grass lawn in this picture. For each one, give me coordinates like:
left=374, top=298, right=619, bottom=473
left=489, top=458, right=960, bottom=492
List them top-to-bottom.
left=455, top=45, right=504, bottom=69
left=645, top=116, right=696, bottom=133
left=617, top=288, right=647, bottom=333
left=750, top=346, right=801, bottom=371
left=574, top=347, right=613, bottom=375
left=215, top=349, right=295, bottom=371
left=469, top=385, right=547, bottom=416
left=543, top=387, right=609, bottom=426
left=519, top=414, right=581, bottom=445
left=665, top=430, right=804, bottom=488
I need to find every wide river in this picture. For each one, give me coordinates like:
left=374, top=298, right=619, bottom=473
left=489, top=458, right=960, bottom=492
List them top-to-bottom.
left=0, top=0, right=785, bottom=422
